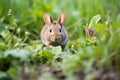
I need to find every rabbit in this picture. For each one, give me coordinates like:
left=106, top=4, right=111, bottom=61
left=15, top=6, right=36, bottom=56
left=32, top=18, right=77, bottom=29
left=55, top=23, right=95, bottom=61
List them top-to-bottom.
left=40, top=13, right=69, bottom=50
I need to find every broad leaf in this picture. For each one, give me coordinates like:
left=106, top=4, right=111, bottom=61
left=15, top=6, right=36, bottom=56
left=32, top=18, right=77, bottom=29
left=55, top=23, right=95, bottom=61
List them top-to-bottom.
left=89, top=15, right=101, bottom=28
left=4, top=49, right=32, bottom=61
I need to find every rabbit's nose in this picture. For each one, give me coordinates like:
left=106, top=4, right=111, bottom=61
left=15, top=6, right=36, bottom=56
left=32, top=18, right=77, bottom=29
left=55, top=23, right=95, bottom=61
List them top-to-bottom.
left=55, top=36, right=61, bottom=41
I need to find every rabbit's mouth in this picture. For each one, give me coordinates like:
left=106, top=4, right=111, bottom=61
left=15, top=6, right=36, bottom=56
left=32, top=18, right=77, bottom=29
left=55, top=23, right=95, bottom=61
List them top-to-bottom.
left=55, top=37, right=61, bottom=42
left=49, top=42, right=60, bottom=46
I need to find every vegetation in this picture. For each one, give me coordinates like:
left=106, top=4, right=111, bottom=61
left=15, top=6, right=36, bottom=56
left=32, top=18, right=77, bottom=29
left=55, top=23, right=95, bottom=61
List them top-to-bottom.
left=0, top=0, right=120, bottom=80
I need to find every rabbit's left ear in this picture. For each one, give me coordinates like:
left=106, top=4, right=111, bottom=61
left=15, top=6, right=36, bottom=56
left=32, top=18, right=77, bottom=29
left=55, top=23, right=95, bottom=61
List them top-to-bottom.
left=57, top=13, right=66, bottom=25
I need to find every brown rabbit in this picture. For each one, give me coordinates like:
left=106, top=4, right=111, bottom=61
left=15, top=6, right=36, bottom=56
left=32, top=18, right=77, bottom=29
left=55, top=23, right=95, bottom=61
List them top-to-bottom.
left=40, top=13, right=69, bottom=50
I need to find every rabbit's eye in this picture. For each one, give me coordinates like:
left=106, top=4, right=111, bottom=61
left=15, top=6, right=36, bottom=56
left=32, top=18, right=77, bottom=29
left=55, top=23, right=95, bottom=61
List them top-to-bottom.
left=50, top=29, right=52, bottom=33
left=59, top=29, right=61, bottom=32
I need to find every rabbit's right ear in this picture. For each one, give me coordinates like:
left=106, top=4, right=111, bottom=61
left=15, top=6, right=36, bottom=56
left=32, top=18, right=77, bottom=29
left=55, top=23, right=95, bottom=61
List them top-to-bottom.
left=43, top=13, right=53, bottom=25
left=57, top=13, right=66, bottom=25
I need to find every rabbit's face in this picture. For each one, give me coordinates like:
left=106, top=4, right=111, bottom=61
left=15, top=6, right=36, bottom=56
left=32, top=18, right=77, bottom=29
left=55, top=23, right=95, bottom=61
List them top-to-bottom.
left=42, top=13, right=67, bottom=45
left=46, top=21, right=66, bottom=44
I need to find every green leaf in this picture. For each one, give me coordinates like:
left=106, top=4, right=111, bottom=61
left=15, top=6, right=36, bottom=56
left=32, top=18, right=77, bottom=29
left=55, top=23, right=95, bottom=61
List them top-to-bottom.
left=89, top=15, right=101, bottom=28
left=0, top=30, right=10, bottom=39
left=0, top=38, right=6, bottom=50
left=43, top=46, right=62, bottom=55
left=4, top=49, right=32, bottom=61
left=39, top=50, right=54, bottom=63
left=61, top=53, right=82, bottom=72
left=0, top=71, right=7, bottom=78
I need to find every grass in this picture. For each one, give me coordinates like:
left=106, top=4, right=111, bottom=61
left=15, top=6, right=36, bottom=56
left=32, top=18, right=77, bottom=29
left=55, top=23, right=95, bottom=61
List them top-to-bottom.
left=0, top=0, right=120, bottom=80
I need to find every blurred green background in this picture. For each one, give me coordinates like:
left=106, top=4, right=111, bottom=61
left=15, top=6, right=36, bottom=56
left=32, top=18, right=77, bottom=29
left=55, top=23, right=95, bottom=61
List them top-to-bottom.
left=0, top=0, right=120, bottom=80
left=1, top=0, right=120, bottom=39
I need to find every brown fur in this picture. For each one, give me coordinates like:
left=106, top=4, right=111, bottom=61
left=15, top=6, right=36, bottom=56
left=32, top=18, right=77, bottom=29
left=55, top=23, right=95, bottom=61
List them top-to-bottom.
left=40, top=13, right=69, bottom=50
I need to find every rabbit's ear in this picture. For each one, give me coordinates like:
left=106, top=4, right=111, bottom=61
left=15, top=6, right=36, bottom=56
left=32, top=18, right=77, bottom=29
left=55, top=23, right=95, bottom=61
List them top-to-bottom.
left=43, top=13, right=53, bottom=25
left=57, top=13, right=66, bottom=25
